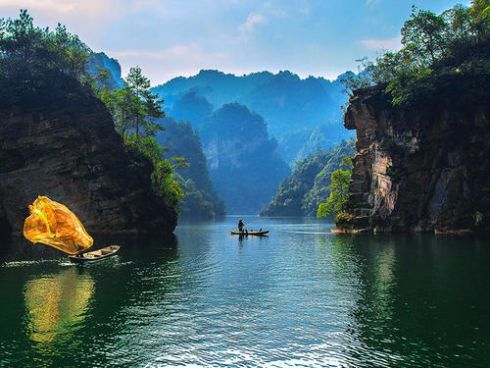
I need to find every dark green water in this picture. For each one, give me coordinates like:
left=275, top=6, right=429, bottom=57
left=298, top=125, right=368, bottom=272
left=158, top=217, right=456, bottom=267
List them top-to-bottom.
left=1, top=216, right=490, bottom=367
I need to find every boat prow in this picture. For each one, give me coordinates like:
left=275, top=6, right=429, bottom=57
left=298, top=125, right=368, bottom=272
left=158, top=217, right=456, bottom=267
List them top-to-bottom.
left=69, top=245, right=120, bottom=263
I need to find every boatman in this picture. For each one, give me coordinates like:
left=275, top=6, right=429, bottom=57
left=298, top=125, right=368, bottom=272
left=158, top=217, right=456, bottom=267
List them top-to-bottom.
left=238, top=219, right=245, bottom=233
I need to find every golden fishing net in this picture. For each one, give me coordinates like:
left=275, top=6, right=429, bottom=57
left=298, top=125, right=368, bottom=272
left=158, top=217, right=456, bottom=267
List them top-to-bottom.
left=23, top=196, right=93, bottom=255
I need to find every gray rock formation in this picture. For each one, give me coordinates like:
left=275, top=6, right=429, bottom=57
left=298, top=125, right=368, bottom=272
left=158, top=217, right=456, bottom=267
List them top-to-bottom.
left=0, top=76, right=177, bottom=237
left=338, top=85, right=490, bottom=234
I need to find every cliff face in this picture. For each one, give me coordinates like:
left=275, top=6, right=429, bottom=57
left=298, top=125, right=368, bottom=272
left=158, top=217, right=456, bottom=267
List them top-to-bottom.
left=0, top=76, right=177, bottom=237
left=341, top=86, right=490, bottom=234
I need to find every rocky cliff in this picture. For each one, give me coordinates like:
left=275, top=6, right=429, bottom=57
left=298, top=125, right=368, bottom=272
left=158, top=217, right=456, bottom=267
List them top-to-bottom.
left=0, top=75, right=177, bottom=237
left=339, top=84, right=490, bottom=234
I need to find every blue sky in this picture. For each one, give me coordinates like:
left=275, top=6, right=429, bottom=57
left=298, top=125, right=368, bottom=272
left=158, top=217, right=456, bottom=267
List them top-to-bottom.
left=1, top=0, right=466, bottom=85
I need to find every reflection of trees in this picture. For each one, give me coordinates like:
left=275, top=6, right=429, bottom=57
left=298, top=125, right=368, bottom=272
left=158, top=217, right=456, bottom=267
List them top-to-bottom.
left=330, top=234, right=490, bottom=367
left=24, top=268, right=94, bottom=348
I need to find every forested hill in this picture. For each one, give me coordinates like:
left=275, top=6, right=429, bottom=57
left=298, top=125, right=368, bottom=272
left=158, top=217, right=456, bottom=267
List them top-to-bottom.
left=88, top=53, right=354, bottom=164
left=88, top=54, right=355, bottom=213
left=152, top=69, right=352, bottom=140
left=201, top=103, right=290, bottom=214
left=156, top=118, right=225, bottom=219
left=261, top=139, right=355, bottom=217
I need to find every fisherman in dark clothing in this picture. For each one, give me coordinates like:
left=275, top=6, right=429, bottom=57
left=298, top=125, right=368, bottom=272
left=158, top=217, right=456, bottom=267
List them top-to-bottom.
left=238, top=219, right=245, bottom=233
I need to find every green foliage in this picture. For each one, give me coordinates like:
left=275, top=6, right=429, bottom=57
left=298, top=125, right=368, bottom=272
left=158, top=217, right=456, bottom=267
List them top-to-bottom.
left=469, top=0, right=490, bottom=38
left=345, top=1, right=490, bottom=105
left=401, top=7, right=451, bottom=66
left=0, top=9, right=91, bottom=102
left=96, top=66, right=183, bottom=213
left=96, top=67, right=164, bottom=138
left=157, top=119, right=225, bottom=219
left=126, top=135, right=184, bottom=209
left=261, top=139, right=355, bottom=216
left=317, top=168, right=351, bottom=218
left=335, top=212, right=355, bottom=225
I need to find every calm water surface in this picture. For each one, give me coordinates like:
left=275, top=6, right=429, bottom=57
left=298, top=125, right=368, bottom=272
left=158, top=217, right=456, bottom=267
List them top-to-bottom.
left=1, top=216, right=490, bottom=367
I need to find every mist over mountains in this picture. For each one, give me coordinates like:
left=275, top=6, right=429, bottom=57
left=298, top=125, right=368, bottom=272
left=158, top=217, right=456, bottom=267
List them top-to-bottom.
left=90, top=53, right=353, bottom=214
left=153, top=69, right=353, bottom=160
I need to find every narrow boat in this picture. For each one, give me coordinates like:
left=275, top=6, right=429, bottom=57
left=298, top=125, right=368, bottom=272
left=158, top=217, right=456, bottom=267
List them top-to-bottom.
left=230, top=230, right=269, bottom=236
left=69, top=245, right=120, bottom=263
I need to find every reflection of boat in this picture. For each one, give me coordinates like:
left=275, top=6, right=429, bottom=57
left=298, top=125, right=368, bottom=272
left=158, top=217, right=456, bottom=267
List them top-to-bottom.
left=230, top=230, right=269, bottom=236
left=69, top=245, right=120, bottom=263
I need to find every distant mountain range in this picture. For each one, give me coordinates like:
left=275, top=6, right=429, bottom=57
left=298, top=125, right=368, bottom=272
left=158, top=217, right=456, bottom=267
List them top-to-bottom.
left=89, top=53, right=355, bottom=214
left=153, top=70, right=354, bottom=152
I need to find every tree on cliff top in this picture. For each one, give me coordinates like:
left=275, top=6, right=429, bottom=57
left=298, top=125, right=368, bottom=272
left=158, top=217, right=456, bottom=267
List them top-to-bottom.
left=345, top=1, right=490, bottom=105
left=0, top=10, right=90, bottom=102
left=0, top=10, right=183, bottom=213
left=95, top=67, right=184, bottom=211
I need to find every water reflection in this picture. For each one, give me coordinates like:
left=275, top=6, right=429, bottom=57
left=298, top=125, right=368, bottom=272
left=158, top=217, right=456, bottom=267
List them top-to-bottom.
left=2, top=219, right=490, bottom=368
left=330, top=234, right=490, bottom=368
left=24, top=268, right=94, bottom=347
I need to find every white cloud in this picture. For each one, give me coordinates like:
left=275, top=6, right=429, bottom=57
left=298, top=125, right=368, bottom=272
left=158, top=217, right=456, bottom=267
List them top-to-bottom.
left=239, top=12, right=266, bottom=34
left=360, top=37, right=401, bottom=51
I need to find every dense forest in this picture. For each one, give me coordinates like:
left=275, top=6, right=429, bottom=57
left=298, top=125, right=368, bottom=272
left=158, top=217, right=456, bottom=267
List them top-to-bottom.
left=156, top=118, right=225, bottom=219
left=261, top=139, right=355, bottom=217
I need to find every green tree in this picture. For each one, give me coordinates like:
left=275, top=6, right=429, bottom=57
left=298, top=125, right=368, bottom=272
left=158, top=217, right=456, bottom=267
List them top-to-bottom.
left=469, top=0, right=490, bottom=37
left=346, top=1, right=490, bottom=105
left=401, top=7, right=449, bottom=66
left=0, top=10, right=90, bottom=101
left=94, top=66, right=183, bottom=212
left=126, top=66, right=150, bottom=137
left=95, top=67, right=164, bottom=139
left=126, top=135, right=184, bottom=209
left=317, top=157, right=352, bottom=220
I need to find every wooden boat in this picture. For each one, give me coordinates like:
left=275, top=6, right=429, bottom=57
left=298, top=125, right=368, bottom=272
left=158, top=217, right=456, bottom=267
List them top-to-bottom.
left=230, top=230, right=269, bottom=236
left=69, top=245, right=120, bottom=263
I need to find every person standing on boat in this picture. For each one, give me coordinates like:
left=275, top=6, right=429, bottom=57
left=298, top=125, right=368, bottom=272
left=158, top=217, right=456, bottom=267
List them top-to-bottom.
left=238, top=219, right=245, bottom=233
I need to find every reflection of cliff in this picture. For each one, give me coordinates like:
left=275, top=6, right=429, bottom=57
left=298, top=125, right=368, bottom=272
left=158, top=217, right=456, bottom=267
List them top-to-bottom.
left=330, top=235, right=490, bottom=367
left=24, top=268, right=94, bottom=345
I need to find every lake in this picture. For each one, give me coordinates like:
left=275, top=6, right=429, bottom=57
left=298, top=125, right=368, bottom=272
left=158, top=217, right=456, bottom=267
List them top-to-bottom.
left=1, top=216, right=490, bottom=367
